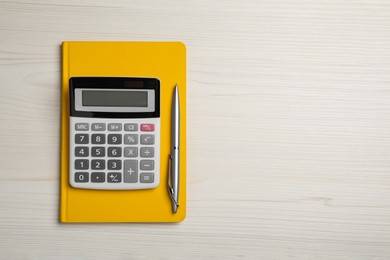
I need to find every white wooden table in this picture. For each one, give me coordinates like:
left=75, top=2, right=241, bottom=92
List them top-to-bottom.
left=1, top=0, right=390, bottom=258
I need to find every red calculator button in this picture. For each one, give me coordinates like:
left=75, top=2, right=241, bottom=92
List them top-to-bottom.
left=141, top=124, right=155, bottom=131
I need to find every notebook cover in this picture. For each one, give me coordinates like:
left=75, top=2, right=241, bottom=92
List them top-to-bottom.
left=60, top=42, right=186, bottom=222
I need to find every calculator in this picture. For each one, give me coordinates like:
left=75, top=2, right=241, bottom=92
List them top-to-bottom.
left=69, top=77, right=160, bottom=190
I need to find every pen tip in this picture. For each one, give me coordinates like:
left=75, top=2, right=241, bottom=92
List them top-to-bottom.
left=173, top=204, right=178, bottom=214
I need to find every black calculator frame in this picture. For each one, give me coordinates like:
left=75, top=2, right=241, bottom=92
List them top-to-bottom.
left=69, top=77, right=160, bottom=119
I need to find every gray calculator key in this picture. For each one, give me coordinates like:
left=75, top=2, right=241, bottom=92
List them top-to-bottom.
left=75, top=123, right=89, bottom=131
left=91, top=123, right=106, bottom=131
left=108, top=123, right=122, bottom=131
left=124, top=123, right=138, bottom=131
left=75, top=134, right=89, bottom=144
left=92, top=134, right=105, bottom=144
left=108, top=134, right=122, bottom=144
left=124, top=134, right=138, bottom=144
left=140, top=134, right=155, bottom=145
left=75, top=146, right=89, bottom=157
left=91, top=147, right=105, bottom=157
left=108, top=147, right=122, bottom=157
left=124, top=147, right=138, bottom=157
left=140, top=147, right=154, bottom=157
left=75, top=159, right=89, bottom=170
left=91, top=159, right=105, bottom=170
left=108, top=160, right=122, bottom=170
left=124, top=160, right=138, bottom=183
left=140, top=160, right=154, bottom=170
left=75, top=172, right=89, bottom=182
left=91, top=172, right=105, bottom=183
left=107, top=172, right=122, bottom=183
left=140, top=173, right=154, bottom=183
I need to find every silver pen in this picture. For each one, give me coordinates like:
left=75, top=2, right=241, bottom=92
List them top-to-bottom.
left=168, top=85, right=180, bottom=214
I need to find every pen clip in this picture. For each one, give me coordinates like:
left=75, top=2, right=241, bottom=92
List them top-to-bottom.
left=168, top=154, right=178, bottom=207
left=168, top=154, right=173, bottom=191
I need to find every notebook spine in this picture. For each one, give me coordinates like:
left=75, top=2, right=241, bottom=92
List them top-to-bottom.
left=60, top=42, right=69, bottom=222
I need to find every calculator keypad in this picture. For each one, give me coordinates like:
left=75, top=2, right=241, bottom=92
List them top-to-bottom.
left=70, top=118, right=160, bottom=190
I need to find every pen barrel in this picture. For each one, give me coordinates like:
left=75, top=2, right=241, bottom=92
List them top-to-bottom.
left=170, top=85, right=180, bottom=212
left=171, top=86, right=180, bottom=148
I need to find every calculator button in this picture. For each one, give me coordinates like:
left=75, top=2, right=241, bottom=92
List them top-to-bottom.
left=75, top=123, right=89, bottom=131
left=92, top=123, right=106, bottom=131
left=108, top=123, right=122, bottom=131
left=124, top=123, right=138, bottom=131
left=141, top=124, right=155, bottom=131
left=75, top=134, right=89, bottom=144
left=91, top=134, right=105, bottom=144
left=108, top=134, right=122, bottom=144
left=124, top=134, right=138, bottom=145
left=140, top=134, right=155, bottom=145
left=75, top=146, right=89, bottom=157
left=91, top=147, right=105, bottom=157
left=108, top=147, right=122, bottom=157
left=124, top=147, right=138, bottom=157
left=140, top=147, right=154, bottom=157
left=75, top=159, right=89, bottom=170
left=91, top=159, right=105, bottom=170
left=108, top=160, right=122, bottom=170
left=124, top=160, right=138, bottom=183
left=140, top=160, right=154, bottom=170
left=75, top=172, right=89, bottom=183
left=91, top=172, right=105, bottom=183
left=107, top=172, right=122, bottom=183
left=140, top=173, right=154, bottom=183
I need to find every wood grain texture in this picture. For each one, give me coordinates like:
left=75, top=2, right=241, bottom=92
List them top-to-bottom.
left=1, top=0, right=390, bottom=258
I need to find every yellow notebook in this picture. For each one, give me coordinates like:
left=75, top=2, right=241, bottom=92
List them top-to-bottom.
left=60, top=42, right=186, bottom=222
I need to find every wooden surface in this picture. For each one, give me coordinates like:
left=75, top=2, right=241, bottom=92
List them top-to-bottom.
left=1, top=0, right=390, bottom=258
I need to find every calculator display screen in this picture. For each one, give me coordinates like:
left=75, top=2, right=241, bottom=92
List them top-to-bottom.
left=70, top=77, right=159, bottom=117
left=74, top=88, right=155, bottom=113
left=82, top=90, right=148, bottom=107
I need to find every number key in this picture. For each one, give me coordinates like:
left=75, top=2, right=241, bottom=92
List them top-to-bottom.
left=75, top=134, right=89, bottom=144
left=92, top=134, right=105, bottom=144
left=108, top=134, right=122, bottom=144
left=75, top=147, right=89, bottom=157
left=92, top=147, right=105, bottom=157
left=108, top=147, right=122, bottom=157
left=75, top=159, right=89, bottom=170
left=91, top=159, right=105, bottom=170
left=108, top=160, right=122, bottom=170
left=75, top=172, right=89, bottom=182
